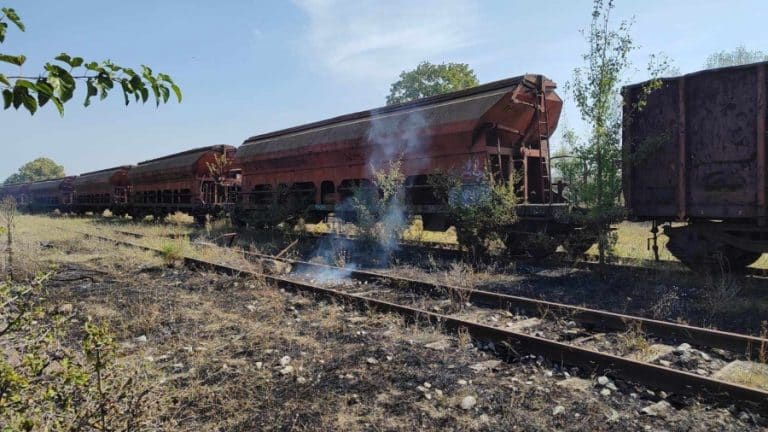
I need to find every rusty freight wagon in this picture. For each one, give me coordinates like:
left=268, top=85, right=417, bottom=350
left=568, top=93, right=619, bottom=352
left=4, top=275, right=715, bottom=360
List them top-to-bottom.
left=623, top=61, right=768, bottom=269
left=236, top=74, right=586, bottom=254
left=126, top=145, right=240, bottom=221
left=72, top=166, right=132, bottom=215
left=27, top=177, right=76, bottom=213
left=0, top=182, right=30, bottom=209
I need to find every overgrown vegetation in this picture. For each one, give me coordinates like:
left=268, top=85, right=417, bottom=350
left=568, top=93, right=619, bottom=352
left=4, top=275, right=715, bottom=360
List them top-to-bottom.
left=555, top=0, right=668, bottom=263
left=704, top=45, right=768, bottom=69
left=351, top=161, right=406, bottom=245
left=429, top=168, right=518, bottom=260
left=1, top=196, right=16, bottom=279
left=0, top=275, right=155, bottom=430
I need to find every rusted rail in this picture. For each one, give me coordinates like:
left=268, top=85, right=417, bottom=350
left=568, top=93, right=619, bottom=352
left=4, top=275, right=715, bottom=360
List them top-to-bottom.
left=73, top=229, right=768, bottom=413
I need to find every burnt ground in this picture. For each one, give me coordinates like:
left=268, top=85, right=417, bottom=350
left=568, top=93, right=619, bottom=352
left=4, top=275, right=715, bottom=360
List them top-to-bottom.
left=29, top=234, right=761, bottom=430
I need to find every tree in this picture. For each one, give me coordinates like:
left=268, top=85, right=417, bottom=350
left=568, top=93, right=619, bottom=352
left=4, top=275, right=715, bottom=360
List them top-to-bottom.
left=562, top=0, right=667, bottom=263
left=1, top=5, right=181, bottom=115
left=704, top=45, right=768, bottom=69
left=386, top=61, right=478, bottom=105
left=4, top=157, right=65, bottom=184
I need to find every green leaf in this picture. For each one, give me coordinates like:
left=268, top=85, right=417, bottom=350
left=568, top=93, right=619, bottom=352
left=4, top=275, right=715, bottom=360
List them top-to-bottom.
left=1, top=8, right=25, bottom=31
left=0, top=21, right=8, bottom=43
left=55, top=53, right=71, bottom=63
left=0, top=54, right=26, bottom=66
left=70, top=57, right=84, bottom=68
left=0, top=73, right=9, bottom=87
left=14, top=79, right=36, bottom=91
left=84, top=79, right=97, bottom=107
left=119, top=80, right=130, bottom=106
left=171, top=83, right=182, bottom=102
left=12, top=85, right=25, bottom=109
left=159, top=85, right=170, bottom=103
left=139, top=87, right=149, bottom=103
left=2, top=89, right=11, bottom=109
left=23, top=94, right=37, bottom=115
left=50, top=96, right=64, bottom=116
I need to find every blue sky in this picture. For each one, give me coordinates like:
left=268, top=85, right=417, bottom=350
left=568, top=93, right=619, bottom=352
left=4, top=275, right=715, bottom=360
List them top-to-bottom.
left=1, top=0, right=766, bottom=179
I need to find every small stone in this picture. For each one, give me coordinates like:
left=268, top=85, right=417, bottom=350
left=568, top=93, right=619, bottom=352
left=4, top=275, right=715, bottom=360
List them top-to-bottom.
left=57, top=303, right=74, bottom=314
left=246, top=304, right=257, bottom=312
left=134, top=335, right=148, bottom=343
left=674, top=343, right=691, bottom=354
left=700, top=352, right=711, bottom=361
left=386, top=355, right=393, bottom=361
left=144, top=356, right=155, bottom=362
left=279, top=356, right=292, bottom=367
left=366, top=357, right=379, bottom=365
left=659, top=359, right=672, bottom=367
left=470, top=360, right=502, bottom=373
left=255, top=362, right=263, bottom=370
left=172, top=363, right=184, bottom=369
left=279, top=365, right=294, bottom=375
left=695, top=368, right=708, bottom=376
left=297, top=376, right=307, bottom=384
left=597, top=376, right=611, bottom=386
left=457, top=379, right=468, bottom=386
left=423, top=382, right=431, bottom=388
left=606, top=382, right=618, bottom=392
left=416, top=386, right=427, bottom=393
left=600, top=388, right=611, bottom=397
left=435, top=389, right=443, bottom=397
left=658, top=391, right=668, bottom=399
left=424, top=393, right=432, bottom=400
left=460, top=396, right=477, bottom=410
left=641, top=400, right=672, bottom=417
left=553, top=405, right=566, bottom=416
left=738, top=411, right=751, bottom=422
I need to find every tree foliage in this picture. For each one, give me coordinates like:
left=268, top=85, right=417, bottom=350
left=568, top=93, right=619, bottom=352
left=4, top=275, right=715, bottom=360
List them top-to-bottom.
left=560, top=0, right=667, bottom=262
left=0, top=5, right=181, bottom=116
left=704, top=45, right=768, bottom=69
left=386, top=61, right=478, bottom=105
left=4, top=157, right=65, bottom=184
left=430, top=168, right=518, bottom=260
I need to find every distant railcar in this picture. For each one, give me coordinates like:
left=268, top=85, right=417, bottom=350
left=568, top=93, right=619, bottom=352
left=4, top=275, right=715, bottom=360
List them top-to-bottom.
left=623, top=61, right=768, bottom=268
left=236, top=74, right=586, bottom=254
left=126, top=145, right=240, bottom=221
left=72, top=166, right=132, bottom=215
left=27, top=177, right=76, bottom=213
left=0, top=182, right=30, bottom=208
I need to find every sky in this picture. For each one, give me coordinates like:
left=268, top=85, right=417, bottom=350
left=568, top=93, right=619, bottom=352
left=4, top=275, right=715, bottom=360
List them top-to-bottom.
left=1, top=0, right=766, bottom=179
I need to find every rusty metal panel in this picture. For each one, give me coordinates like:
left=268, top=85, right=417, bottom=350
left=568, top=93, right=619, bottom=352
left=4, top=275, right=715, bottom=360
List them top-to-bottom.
left=624, top=61, right=768, bottom=222
left=686, top=66, right=758, bottom=219
left=622, top=79, right=680, bottom=218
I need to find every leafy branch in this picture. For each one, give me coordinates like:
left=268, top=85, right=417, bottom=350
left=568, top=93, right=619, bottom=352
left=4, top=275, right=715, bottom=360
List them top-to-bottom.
left=0, top=6, right=181, bottom=116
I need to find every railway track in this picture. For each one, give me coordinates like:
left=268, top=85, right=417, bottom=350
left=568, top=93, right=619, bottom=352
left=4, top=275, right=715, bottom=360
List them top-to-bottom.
left=71, top=227, right=768, bottom=415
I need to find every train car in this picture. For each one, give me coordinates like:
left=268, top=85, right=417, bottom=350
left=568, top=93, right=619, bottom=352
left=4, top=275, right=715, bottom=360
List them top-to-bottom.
left=623, top=61, right=768, bottom=269
left=236, top=74, right=585, bottom=253
left=126, top=145, right=240, bottom=221
left=72, top=166, right=132, bottom=215
left=27, top=177, right=76, bottom=213
left=0, top=182, right=30, bottom=209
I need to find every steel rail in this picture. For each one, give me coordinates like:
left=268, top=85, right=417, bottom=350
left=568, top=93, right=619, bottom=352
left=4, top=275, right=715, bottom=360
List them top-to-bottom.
left=106, top=227, right=768, bottom=359
left=73, top=229, right=768, bottom=412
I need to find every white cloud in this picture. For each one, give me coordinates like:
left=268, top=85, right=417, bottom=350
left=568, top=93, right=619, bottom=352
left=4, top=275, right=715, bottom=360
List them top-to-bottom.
left=293, top=0, right=481, bottom=80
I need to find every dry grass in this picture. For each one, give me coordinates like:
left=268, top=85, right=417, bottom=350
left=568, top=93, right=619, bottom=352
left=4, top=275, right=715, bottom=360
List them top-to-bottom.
left=2, top=215, right=759, bottom=430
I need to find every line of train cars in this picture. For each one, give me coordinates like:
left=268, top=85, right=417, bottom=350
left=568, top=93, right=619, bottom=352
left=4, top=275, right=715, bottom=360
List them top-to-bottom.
left=1, top=62, right=767, bottom=269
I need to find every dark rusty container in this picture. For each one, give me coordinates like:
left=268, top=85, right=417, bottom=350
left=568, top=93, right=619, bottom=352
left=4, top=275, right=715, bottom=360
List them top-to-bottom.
left=623, top=61, right=768, bottom=267
left=236, top=74, right=570, bottom=238
left=126, top=145, right=240, bottom=220
left=73, top=166, right=133, bottom=214
left=27, top=176, right=76, bottom=212
left=0, top=182, right=30, bottom=207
